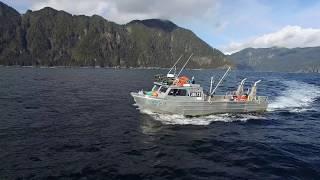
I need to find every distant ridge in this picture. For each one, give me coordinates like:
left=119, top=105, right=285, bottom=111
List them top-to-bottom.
left=0, top=1, right=230, bottom=68
left=228, top=47, right=320, bottom=73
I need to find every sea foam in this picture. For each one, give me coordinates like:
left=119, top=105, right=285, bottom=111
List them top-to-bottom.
left=268, top=80, right=320, bottom=112
left=139, top=109, right=266, bottom=125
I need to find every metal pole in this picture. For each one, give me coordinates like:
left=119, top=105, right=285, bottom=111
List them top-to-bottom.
left=177, top=53, right=193, bottom=77
left=167, top=54, right=183, bottom=75
left=210, top=66, right=231, bottom=95
left=208, top=76, right=215, bottom=102
left=209, top=76, right=214, bottom=94
left=240, top=78, right=247, bottom=85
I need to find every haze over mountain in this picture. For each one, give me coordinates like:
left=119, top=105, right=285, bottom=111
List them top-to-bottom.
left=0, top=2, right=229, bottom=68
left=228, top=47, right=320, bottom=73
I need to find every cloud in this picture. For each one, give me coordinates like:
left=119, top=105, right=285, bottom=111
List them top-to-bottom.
left=7, top=0, right=320, bottom=53
left=29, top=0, right=218, bottom=24
left=223, top=26, right=320, bottom=54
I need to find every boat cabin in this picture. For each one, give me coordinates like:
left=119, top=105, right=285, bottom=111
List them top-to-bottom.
left=152, top=82, right=204, bottom=100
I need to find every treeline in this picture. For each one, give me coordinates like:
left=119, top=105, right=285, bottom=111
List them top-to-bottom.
left=0, top=2, right=229, bottom=68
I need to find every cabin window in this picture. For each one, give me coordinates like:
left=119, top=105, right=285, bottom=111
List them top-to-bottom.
left=159, top=86, right=168, bottom=93
left=168, top=89, right=187, bottom=96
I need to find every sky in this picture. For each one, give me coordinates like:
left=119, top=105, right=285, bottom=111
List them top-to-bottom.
left=3, top=0, right=320, bottom=54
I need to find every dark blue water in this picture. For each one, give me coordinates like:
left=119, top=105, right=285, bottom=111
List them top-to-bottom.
left=0, top=67, right=320, bottom=179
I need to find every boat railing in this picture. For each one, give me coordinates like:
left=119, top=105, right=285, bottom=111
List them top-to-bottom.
left=206, top=95, right=268, bottom=103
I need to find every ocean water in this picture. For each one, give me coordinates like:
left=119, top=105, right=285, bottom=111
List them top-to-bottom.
left=0, top=67, right=319, bottom=179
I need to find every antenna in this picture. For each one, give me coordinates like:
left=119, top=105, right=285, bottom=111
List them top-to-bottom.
left=177, top=53, right=193, bottom=77
left=167, top=55, right=183, bottom=75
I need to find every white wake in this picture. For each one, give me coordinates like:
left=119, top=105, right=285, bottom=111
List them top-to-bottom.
left=268, top=81, right=320, bottom=112
left=140, top=109, right=266, bottom=125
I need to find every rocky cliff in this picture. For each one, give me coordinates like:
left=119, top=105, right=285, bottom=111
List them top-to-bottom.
left=0, top=2, right=229, bottom=68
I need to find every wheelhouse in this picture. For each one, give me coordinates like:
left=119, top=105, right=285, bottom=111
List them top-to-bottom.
left=154, top=83, right=204, bottom=100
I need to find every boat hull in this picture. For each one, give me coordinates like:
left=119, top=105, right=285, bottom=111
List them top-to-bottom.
left=131, top=92, right=268, bottom=116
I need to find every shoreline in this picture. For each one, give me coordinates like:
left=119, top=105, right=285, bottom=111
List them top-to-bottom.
left=0, top=65, right=318, bottom=74
left=0, top=65, right=204, bottom=70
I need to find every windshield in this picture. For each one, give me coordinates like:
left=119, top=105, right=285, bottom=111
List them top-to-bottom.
left=159, top=86, right=168, bottom=93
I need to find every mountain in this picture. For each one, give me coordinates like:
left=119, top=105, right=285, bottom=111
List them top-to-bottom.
left=0, top=2, right=229, bottom=68
left=228, top=47, right=320, bottom=73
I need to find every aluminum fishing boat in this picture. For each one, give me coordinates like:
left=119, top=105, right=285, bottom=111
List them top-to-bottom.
left=131, top=54, right=268, bottom=116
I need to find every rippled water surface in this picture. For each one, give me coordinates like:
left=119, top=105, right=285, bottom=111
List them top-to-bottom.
left=0, top=67, right=320, bottom=179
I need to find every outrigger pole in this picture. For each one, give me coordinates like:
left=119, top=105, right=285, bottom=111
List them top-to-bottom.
left=177, top=53, right=194, bottom=77
left=167, top=55, right=183, bottom=75
left=210, top=66, right=231, bottom=95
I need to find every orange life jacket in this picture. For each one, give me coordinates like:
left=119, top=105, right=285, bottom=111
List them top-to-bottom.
left=175, top=76, right=189, bottom=86
left=237, top=95, right=247, bottom=101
